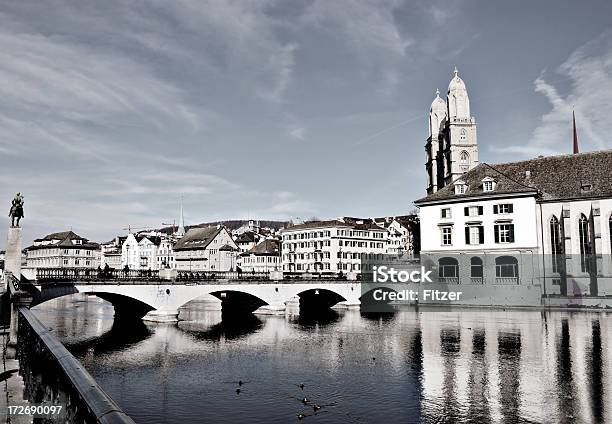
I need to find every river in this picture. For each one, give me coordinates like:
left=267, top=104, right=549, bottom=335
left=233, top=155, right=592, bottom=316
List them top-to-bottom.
left=31, top=295, right=611, bottom=424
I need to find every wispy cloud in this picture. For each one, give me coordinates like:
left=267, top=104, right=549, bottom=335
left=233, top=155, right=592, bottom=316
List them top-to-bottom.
left=501, top=29, right=612, bottom=156
left=288, top=127, right=305, bottom=141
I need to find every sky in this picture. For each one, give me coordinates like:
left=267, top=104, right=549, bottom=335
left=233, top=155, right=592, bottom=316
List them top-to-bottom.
left=1, top=0, right=612, bottom=245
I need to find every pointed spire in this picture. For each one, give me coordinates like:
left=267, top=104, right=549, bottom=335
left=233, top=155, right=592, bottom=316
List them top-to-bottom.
left=453, top=66, right=458, bottom=77
left=435, top=88, right=440, bottom=97
left=572, top=110, right=579, bottom=154
left=177, top=196, right=185, bottom=237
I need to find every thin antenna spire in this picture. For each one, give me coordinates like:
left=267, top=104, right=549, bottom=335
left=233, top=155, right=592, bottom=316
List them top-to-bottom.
left=572, top=110, right=579, bottom=154
left=177, top=195, right=185, bottom=237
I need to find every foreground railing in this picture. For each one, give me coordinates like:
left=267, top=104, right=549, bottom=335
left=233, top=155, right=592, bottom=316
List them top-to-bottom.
left=17, top=307, right=135, bottom=423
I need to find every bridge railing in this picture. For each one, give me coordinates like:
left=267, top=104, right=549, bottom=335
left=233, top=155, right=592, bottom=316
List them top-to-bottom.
left=36, top=267, right=161, bottom=282
left=34, top=268, right=359, bottom=284
left=175, top=270, right=270, bottom=281
left=17, top=307, right=135, bottom=423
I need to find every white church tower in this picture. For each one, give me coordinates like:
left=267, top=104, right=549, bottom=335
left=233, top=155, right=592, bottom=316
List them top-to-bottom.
left=425, top=68, right=478, bottom=194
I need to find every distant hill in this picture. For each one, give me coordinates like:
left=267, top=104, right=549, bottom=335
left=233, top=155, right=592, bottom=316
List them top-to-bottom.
left=159, top=219, right=289, bottom=234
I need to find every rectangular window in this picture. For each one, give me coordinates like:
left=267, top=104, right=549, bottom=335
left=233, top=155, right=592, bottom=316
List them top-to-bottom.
left=494, top=204, right=513, bottom=214
left=464, top=206, right=483, bottom=217
left=441, top=208, right=452, bottom=219
left=494, top=224, right=515, bottom=243
left=465, top=226, right=484, bottom=245
left=441, top=227, right=452, bottom=245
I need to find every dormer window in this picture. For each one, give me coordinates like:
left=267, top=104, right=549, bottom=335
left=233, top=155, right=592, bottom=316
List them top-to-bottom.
left=482, top=177, right=496, bottom=192
left=454, top=179, right=467, bottom=195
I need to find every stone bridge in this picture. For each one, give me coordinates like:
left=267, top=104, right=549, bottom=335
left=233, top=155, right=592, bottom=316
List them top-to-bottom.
left=24, top=270, right=363, bottom=322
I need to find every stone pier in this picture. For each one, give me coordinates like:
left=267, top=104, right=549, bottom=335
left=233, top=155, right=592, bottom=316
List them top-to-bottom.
left=4, top=227, right=22, bottom=282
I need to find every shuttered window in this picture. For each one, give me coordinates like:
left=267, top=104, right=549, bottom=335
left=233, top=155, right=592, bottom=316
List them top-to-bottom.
left=464, top=206, right=484, bottom=217
left=494, top=224, right=514, bottom=243
left=465, top=226, right=484, bottom=245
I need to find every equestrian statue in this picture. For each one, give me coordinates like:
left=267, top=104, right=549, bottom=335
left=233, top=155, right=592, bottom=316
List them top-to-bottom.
left=9, top=192, right=24, bottom=227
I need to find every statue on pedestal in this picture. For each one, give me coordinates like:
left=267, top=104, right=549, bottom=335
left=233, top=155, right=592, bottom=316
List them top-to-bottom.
left=9, top=192, right=24, bottom=227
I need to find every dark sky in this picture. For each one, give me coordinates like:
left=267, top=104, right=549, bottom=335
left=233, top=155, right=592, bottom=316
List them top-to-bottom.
left=1, top=0, right=611, bottom=244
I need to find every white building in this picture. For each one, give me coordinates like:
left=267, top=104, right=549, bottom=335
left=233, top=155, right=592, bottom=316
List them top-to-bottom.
left=426, top=68, right=479, bottom=194
left=415, top=150, right=612, bottom=296
left=373, top=215, right=419, bottom=256
left=281, top=218, right=388, bottom=275
left=234, top=220, right=260, bottom=236
left=174, top=226, right=238, bottom=272
left=26, top=231, right=100, bottom=269
left=234, top=231, right=260, bottom=252
left=121, top=233, right=171, bottom=270
left=100, top=236, right=126, bottom=269
left=157, top=237, right=176, bottom=269
left=238, top=238, right=281, bottom=273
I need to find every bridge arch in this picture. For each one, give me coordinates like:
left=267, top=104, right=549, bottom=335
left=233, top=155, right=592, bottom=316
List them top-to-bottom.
left=29, top=284, right=157, bottom=319
left=295, top=288, right=347, bottom=311
left=207, top=290, right=268, bottom=313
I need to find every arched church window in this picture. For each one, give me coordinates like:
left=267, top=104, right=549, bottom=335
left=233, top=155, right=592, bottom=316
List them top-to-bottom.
left=460, top=129, right=467, bottom=141
left=459, top=151, right=470, bottom=172
left=578, top=214, right=592, bottom=273
left=550, top=216, right=562, bottom=273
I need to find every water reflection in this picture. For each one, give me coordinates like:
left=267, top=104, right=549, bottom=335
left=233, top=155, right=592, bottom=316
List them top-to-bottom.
left=31, top=296, right=611, bottom=424
left=181, top=313, right=263, bottom=342
left=66, top=318, right=152, bottom=355
left=589, top=320, right=603, bottom=423
left=497, top=330, right=521, bottom=423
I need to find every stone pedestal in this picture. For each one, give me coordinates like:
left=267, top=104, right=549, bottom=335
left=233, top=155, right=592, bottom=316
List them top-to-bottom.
left=5, top=227, right=22, bottom=283
left=8, top=294, right=32, bottom=347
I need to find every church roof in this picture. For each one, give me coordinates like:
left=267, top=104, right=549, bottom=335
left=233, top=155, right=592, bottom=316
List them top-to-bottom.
left=415, top=150, right=612, bottom=205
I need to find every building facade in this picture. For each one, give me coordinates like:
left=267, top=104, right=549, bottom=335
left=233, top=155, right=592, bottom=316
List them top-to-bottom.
left=426, top=68, right=479, bottom=194
left=415, top=151, right=612, bottom=296
left=373, top=215, right=420, bottom=256
left=281, top=218, right=388, bottom=275
left=174, top=226, right=238, bottom=271
left=26, top=231, right=100, bottom=269
left=120, top=232, right=176, bottom=270
left=100, top=236, right=125, bottom=269
left=238, top=239, right=281, bottom=272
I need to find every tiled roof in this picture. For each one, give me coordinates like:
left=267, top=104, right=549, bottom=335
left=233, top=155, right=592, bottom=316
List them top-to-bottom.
left=415, top=150, right=612, bottom=204
left=282, top=218, right=385, bottom=232
left=174, top=227, right=222, bottom=251
left=29, top=230, right=99, bottom=251
left=34, top=230, right=80, bottom=242
left=236, top=231, right=257, bottom=243
left=136, top=235, right=162, bottom=246
left=242, top=239, right=280, bottom=256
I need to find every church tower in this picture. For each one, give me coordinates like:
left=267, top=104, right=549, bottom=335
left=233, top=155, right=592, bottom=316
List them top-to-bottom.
left=425, top=68, right=478, bottom=194
left=425, top=89, right=447, bottom=194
